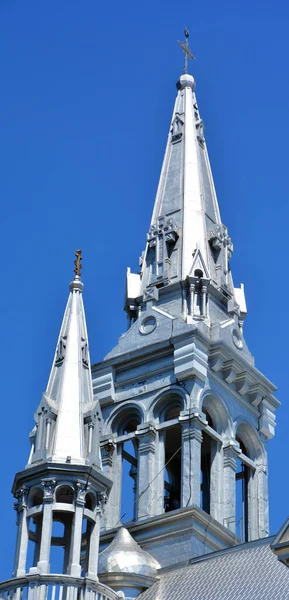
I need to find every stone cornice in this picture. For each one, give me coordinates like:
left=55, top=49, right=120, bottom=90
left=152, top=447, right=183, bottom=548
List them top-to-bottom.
left=209, top=342, right=277, bottom=398
left=208, top=343, right=278, bottom=418
left=12, top=461, right=112, bottom=497
left=100, top=505, right=237, bottom=553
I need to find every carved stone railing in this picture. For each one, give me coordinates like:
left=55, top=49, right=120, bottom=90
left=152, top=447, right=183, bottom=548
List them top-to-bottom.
left=0, top=574, right=120, bottom=600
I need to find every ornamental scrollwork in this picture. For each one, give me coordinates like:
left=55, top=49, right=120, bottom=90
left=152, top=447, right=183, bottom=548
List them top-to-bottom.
left=208, top=224, right=233, bottom=257
left=55, top=336, right=67, bottom=365
left=41, top=479, right=56, bottom=500
left=75, top=481, right=87, bottom=505
left=14, top=487, right=29, bottom=519
left=96, top=492, right=107, bottom=516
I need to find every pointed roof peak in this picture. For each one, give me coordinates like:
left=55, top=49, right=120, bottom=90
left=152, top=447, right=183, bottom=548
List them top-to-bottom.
left=27, top=250, right=101, bottom=468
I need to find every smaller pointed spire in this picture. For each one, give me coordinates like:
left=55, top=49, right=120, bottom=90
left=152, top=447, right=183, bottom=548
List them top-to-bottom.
left=28, top=251, right=101, bottom=468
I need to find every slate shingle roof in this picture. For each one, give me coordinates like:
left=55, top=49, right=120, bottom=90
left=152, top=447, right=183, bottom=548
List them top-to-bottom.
left=139, top=537, right=289, bottom=600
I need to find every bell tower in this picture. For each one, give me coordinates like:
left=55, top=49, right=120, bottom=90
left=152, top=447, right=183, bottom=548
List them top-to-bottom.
left=93, top=33, right=279, bottom=567
left=3, top=253, right=119, bottom=600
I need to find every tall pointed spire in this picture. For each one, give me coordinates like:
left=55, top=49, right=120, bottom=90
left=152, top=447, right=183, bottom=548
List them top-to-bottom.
left=125, top=44, right=245, bottom=328
left=29, top=250, right=101, bottom=467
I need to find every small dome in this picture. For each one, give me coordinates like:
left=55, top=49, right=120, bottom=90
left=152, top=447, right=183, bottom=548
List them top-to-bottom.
left=176, top=73, right=196, bottom=91
left=98, top=527, right=160, bottom=578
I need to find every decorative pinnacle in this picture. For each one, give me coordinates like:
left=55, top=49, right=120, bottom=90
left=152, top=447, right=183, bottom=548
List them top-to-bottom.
left=177, top=28, right=195, bottom=74
left=74, top=249, right=82, bottom=278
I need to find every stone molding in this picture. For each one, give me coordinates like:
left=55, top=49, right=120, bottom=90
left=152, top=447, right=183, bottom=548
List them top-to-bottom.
left=174, top=339, right=208, bottom=381
left=222, top=359, right=239, bottom=384
left=93, top=367, right=115, bottom=406
left=235, top=371, right=253, bottom=396
left=259, top=398, right=276, bottom=439
left=181, top=423, right=203, bottom=443
left=136, top=424, right=157, bottom=454
left=100, top=440, right=116, bottom=467
left=223, top=441, right=240, bottom=470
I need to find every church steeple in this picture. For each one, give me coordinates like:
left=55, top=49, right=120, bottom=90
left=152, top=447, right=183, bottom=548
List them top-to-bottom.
left=125, top=36, right=244, bottom=328
left=94, top=39, right=279, bottom=568
left=10, top=253, right=114, bottom=595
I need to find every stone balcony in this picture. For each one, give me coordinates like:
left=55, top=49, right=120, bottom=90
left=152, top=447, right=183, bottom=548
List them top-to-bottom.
left=0, top=574, right=120, bottom=600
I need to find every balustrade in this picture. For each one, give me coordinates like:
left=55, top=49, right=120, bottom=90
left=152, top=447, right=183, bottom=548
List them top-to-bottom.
left=0, top=574, right=119, bottom=600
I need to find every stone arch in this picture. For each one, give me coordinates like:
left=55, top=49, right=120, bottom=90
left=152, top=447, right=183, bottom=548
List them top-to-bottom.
left=148, top=386, right=188, bottom=423
left=147, top=388, right=186, bottom=515
left=200, top=390, right=232, bottom=436
left=110, top=403, right=144, bottom=436
left=234, top=419, right=265, bottom=463
left=55, top=484, right=74, bottom=504
left=28, top=486, right=44, bottom=508
left=84, top=491, right=96, bottom=511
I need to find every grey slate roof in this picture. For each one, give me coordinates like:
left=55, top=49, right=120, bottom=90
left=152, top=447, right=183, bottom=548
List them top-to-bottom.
left=139, top=537, right=289, bottom=600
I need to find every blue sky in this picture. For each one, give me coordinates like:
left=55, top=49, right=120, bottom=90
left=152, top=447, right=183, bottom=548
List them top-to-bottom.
left=0, top=0, right=288, bottom=580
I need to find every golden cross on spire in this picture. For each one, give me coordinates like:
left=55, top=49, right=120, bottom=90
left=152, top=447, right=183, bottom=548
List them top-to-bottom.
left=177, top=28, right=195, bottom=74
left=74, top=249, right=82, bottom=278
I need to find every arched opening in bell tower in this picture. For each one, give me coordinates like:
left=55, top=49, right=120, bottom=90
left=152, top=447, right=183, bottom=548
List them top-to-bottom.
left=163, top=404, right=182, bottom=513
left=200, top=410, right=214, bottom=514
left=116, top=413, right=141, bottom=523
left=164, top=424, right=182, bottom=512
left=235, top=436, right=250, bottom=542
left=51, top=485, right=74, bottom=573
left=26, top=487, right=44, bottom=572
left=50, top=517, right=67, bottom=574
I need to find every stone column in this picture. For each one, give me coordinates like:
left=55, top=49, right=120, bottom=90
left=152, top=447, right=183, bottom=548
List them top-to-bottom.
left=189, top=283, right=195, bottom=317
left=201, top=283, right=208, bottom=317
left=181, top=284, right=188, bottom=320
left=180, top=415, right=203, bottom=508
left=45, top=418, right=52, bottom=451
left=88, top=423, right=94, bottom=454
left=136, top=424, right=157, bottom=520
left=154, top=431, right=165, bottom=515
left=100, top=440, right=120, bottom=529
left=209, top=440, right=223, bottom=523
left=223, top=445, right=237, bottom=533
left=256, top=461, right=269, bottom=538
left=247, top=467, right=258, bottom=541
left=37, top=479, right=56, bottom=574
left=68, top=482, right=86, bottom=577
left=13, top=487, right=29, bottom=577
left=86, top=493, right=107, bottom=580
left=32, top=517, right=42, bottom=569
left=86, top=519, right=100, bottom=580
left=63, top=522, right=72, bottom=574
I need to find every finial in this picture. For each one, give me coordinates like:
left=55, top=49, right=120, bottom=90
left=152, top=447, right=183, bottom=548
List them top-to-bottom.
left=177, top=28, right=195, bottom=74
left=74, top=249, right=82, bottom=278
